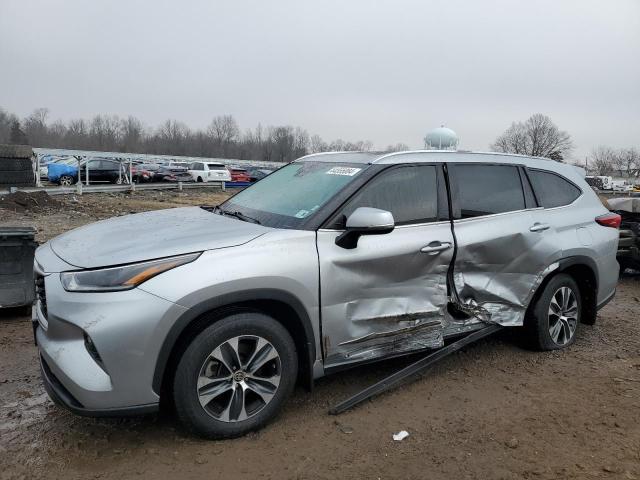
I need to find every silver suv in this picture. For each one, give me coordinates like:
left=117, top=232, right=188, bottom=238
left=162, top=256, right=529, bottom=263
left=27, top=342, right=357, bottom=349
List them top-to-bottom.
left=33, top=151, right=620, bottom=438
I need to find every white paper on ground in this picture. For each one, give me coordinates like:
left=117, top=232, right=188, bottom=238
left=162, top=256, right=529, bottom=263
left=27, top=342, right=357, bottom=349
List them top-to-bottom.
left=392, top=430, right=409, bottom=441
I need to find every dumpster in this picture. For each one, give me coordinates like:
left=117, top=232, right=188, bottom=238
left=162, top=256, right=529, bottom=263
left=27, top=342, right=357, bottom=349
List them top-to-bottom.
left=0, top=227, right=37, bottom=311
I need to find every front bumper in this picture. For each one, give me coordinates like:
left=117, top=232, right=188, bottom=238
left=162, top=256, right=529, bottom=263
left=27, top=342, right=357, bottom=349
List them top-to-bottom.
left=34, top=263, right=188, bottom=413
left=40, top=354, right=158, bottom=417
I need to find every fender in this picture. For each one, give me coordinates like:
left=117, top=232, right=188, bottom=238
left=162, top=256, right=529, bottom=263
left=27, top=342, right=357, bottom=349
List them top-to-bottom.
left=534, top=255, right=599, bottom=325
left=152, top=288, right=317, bottom=394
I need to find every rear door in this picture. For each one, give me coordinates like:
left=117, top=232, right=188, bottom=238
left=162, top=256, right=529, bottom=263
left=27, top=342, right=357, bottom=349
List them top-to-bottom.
left=448, top=163, right=560, bottom=326
left=317, top=164, right=453, bottom=368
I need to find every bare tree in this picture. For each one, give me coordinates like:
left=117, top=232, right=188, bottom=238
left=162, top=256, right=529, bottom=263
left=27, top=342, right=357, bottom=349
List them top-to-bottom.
left=0, top=108, right=19, bottom=144
left=23, top=108, right=50, bottom=146
left=491, top=113, right=573, bottom=160
left=207, top=115, right=240, bottom=156
left=120, top=116, right=144, bottom=153
left=66, top=119, right=86, bottom=145
left=156, top=119, right=189, bottom=155
left=9, top=120, right=28, bottom=144
left=309, top=134, right=327, bottom=153
left=385, top=143, right=410, bottom=152
left=589, top=146, right=616, bottom=175
left=611, top=147, right=640, bottom=178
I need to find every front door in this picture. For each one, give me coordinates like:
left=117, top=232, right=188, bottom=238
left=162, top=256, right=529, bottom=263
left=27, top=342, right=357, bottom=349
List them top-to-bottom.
left=317, top=164, right=453, bottom=368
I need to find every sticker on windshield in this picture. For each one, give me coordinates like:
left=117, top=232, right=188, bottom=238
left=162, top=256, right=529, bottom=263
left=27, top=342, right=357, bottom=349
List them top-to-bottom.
left=326, top=167, right=362, bottom=176
left=295, top=209, right=310, bottom=218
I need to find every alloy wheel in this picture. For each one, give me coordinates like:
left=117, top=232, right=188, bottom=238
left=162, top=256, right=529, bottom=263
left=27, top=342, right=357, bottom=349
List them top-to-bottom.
left=60, top=175, right=73, bottom=186
left=547, top=286, right=579, bottom=346
left=196, top=335, right=281, bottom=422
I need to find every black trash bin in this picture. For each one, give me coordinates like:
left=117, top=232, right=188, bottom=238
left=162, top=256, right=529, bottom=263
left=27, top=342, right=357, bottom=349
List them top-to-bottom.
left=0, top=227, right=37, bottom=311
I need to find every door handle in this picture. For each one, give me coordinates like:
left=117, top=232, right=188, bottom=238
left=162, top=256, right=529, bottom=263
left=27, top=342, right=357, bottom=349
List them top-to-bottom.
left=529, top=223, right=550, bottom=232
left=420, top=241, right=452, bottom=254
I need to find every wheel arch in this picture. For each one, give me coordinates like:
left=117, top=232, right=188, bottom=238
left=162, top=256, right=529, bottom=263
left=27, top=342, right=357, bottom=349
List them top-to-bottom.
left=529, top=256, right=598, bottom=325
left=153, top=289, right=317, bottom=399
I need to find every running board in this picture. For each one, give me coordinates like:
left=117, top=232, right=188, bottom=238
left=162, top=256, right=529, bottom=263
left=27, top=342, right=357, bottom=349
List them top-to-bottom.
left=328, top=324, right=502, bottom=415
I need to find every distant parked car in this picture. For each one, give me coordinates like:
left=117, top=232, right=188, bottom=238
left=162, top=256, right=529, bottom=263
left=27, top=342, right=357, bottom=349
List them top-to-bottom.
left=48, top=158, right=128, bottom=186
left=160, top=160, right=191, bottom=169
left=187, top=161, right=231, bottom=183
left=131, top=163, right=160, bottom=183
left=154, top=165, right=193, bottom=182
left=246, top=167, right=274, bottom=182
left=229, top=168, right=251, bottom=183
left=612, top=183, right=634, bottom=193
left=609, top=197, right=640, bottom=272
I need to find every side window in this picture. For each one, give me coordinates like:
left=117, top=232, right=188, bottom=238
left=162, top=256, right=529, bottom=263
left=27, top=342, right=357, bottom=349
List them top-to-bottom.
left=87, top=160, right=102, bottom=170
left=197, top=163, right=204, bottom=170
left=450, top=164, right=525, bottom=218
left=335, top=165, right=439, bottom=227
left=528, top=169, right=581, bottom=208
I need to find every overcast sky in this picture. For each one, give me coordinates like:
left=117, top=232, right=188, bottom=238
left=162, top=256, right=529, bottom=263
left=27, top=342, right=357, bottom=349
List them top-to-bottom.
left=1, top=0, right=638, bottom=160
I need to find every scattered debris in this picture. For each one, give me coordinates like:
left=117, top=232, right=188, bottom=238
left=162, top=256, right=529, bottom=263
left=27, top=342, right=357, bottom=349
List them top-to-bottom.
left=333, top=420, right=353, bottom=434
left=392, top=430, right=409, bottom=441
left=506, top=437, right=519, bottom=449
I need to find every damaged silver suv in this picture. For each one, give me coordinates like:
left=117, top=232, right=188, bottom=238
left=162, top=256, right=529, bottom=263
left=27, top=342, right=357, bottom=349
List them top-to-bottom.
left=33, top=151, right=620, bottom=438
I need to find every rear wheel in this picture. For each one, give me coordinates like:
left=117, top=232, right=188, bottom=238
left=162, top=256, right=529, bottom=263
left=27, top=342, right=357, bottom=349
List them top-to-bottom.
left=524, top=274, right=581, bottom=350
left=173, top=313, right=297, bottom=439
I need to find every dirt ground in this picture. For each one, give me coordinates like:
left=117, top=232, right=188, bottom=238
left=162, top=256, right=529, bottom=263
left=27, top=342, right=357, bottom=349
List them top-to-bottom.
left=1, top=190, right=639, bottom=480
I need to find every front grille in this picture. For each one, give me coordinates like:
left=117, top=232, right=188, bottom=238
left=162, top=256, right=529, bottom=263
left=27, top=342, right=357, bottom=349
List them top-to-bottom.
left=35, top=273, right=47, bottom=318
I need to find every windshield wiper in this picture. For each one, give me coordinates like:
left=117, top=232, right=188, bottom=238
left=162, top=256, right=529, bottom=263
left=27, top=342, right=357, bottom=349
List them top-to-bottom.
left=212, top=206, right=261, bottom=225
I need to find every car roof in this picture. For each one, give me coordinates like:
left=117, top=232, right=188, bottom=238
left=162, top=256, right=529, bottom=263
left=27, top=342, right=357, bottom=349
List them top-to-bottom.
left=296, top=150, right=586, bottom=182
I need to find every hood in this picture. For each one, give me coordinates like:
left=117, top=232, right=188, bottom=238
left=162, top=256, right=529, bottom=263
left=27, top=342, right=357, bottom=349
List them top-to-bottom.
left=50, top=206, right=269, bottom=268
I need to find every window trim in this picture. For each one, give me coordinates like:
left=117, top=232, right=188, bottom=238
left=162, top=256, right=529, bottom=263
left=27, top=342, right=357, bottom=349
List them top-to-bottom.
left=448, top=162, right=529, bottom=220
left=319, top=163, right=449, bottom=230
left=525, top=167, right=583, bottom=210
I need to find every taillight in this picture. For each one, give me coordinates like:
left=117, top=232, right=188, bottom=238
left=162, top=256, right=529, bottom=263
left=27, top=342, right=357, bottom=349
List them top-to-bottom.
left=595, top=213, right=622, bottom=229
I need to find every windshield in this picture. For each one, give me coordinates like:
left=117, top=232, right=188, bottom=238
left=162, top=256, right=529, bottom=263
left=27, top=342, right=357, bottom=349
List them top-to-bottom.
left=220, top=161, right=366, bottom=228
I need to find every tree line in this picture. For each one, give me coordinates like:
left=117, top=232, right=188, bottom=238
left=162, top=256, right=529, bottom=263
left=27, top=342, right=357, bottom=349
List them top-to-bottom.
left=0, top=107, right=410, bottom=162
left=586, top=145, right=640, bottom=177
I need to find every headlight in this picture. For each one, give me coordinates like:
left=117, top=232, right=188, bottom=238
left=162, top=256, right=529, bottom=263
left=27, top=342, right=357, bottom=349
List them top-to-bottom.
left=60, top=252, right=201, bottom=292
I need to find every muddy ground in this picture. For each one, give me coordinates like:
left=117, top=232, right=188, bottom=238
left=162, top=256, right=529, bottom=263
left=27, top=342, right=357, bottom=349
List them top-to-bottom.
left=1, top=190, right=639, bottom=480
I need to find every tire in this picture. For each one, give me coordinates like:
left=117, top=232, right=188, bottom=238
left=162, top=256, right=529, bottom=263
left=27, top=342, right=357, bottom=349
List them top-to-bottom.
left=59, top=175, right=75, bottom=186
left=197, top=176, right=203, bottom=183
left=524, top=273, right=582, bottom=350
left=173, top=312, right=298, bottom=439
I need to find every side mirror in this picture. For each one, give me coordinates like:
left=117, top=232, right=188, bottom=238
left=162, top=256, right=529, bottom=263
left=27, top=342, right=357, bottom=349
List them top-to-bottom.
left=335, top=207, right=395, bottom=249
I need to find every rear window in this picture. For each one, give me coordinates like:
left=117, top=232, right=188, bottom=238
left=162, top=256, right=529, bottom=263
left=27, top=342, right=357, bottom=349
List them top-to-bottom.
left=208, top=163, right=227, bottom=170
left=450, top=164, right=525, bottom=218
left=528, top=169, right=581, bottom=208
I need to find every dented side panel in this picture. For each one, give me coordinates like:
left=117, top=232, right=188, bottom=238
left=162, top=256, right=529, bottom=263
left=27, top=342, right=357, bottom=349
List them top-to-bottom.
left=451, top=210, right=562, bottom=326
left=317, top=222, right=454, bottom=367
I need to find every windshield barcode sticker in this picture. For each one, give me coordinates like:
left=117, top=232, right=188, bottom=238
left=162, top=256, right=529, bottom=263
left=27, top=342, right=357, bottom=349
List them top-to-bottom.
left=326, top=167, right=362, bottom=176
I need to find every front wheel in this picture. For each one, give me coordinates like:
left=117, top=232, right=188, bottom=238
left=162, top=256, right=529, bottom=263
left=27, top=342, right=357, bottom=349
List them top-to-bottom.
left=59, top=175, right=74, bottom=186
left=524, top=274, right=582, bottom=350
left=173, top=312, right=298, bottom=439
